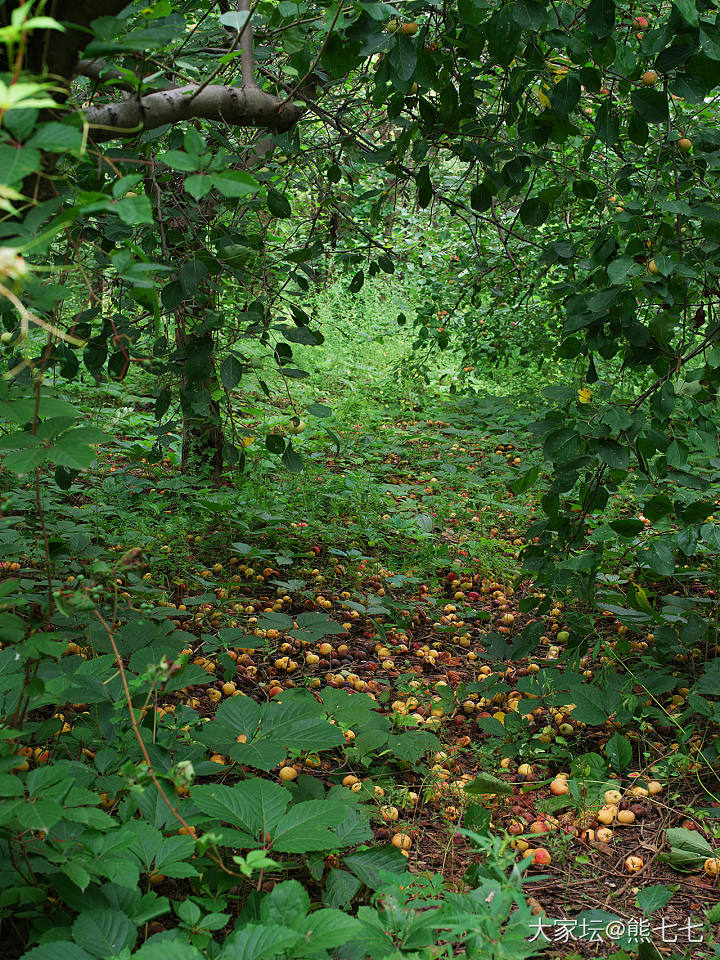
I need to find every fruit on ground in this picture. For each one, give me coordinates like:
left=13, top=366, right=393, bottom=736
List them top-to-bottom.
left=279, top=766, right=298, bottom=781
left=550, top=779, right=569, bottom=796
left=392, top=833, right=412, bottom=850
left=625, top=855, right=644, bottom=872
left=703, top=858, right=720, bottom=877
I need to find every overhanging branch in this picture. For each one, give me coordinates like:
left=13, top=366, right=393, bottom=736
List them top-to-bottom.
left=85, top=84, right=302, bottom=142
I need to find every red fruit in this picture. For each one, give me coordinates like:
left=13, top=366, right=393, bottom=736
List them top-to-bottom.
left=634, top=15, right=649, bottom=28
left=532, top=847, right=552, bottom=866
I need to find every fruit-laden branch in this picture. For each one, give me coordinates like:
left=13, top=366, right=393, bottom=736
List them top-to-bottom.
left=85, top=84, right=302, bottom=142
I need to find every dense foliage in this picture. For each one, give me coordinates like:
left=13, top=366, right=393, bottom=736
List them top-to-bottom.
left=2, top=0, right=720, bottom=957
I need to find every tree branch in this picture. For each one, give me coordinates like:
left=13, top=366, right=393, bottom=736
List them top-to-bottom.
left=85, top=84, right=302, bottom=142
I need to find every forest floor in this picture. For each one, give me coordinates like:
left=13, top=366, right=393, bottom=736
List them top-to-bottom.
left=13, top=287, right=720, bottom=958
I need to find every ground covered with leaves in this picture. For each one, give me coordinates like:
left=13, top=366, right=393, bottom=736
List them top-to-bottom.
left=2, top=310, right=720, bottom=960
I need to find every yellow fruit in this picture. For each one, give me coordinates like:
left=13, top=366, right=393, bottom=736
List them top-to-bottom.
left=401, top=22, right=418, bottom=36
left=641, top=70, right=658, bottom=86
left=678, top=137, right=692, bottom=152
left=648, top=259, right=660, bottom=275
left=279, top=766, right=298, bottom=781
left=604, top=789, right=622, bottom=805
left=381, top=805, right=399, bottom=822
left=392, top=833, right=412, bottom=850
left=624, top=855, right=644, bottom=873
left=703, top=858, right=720, bottom=877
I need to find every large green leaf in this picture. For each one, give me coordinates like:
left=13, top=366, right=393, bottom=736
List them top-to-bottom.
left=192, top=779, right=288, bottom=837
left=271, top=800, right=348, bottom=852
left=72, top=909, right=136, bottom=957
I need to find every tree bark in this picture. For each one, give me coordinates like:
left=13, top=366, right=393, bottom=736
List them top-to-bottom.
left=86, top=85, right=301, bottom=142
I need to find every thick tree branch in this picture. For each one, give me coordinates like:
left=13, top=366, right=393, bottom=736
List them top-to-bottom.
left=85, top=84, right=302, bottom=142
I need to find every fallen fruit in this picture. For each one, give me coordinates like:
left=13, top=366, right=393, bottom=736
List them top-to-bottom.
left=279, top=766, right=297, bottom=781
left=392, top=833, right=412, bottom=850
left=624, top=855, right=644, bottom=873
left=703, top=858, right=720, bottom=877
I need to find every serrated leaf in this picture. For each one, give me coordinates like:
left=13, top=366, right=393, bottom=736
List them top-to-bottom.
left=72, top=909, right=136, bottom=957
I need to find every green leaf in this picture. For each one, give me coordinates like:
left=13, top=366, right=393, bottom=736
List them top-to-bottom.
left=458, top=0, right=488, bottom=27
left=513, top=0, right=547, bottom=30
left=585, top=0, right=615, bottom=38
left=673, top=0, right=698, bottom=27
left=390, top=34, right=417, bottom=83
left=550, top=75, right=581, bottom=114
left=631, top=89, right=668, bottom=123
left=594, top=101, right=619, bottom=145
left=28, top=123, right=82, bottom=153
left=0, top=145, right=41, bottom=185
left=161, top=150, right=201, bottom=172
left=212, top=172, right=259, bottom=198
left=184, top=174, right=213, bottom=200
left=267, top=189, right=291, bottom=218
left=113, top=195, right=153, bottom=225
left=519, top=197, right=549, bottom=226
left=607, top=255, right=638, bottom=284
left=349, top=270, right=365, bottom=293
left=220, top=355, right=244, bottom=391
left=307, top=403, right=332, bottom=418
left=597, top=438, right=629, bottom=471
left=281, top=442, right=303, bottom=474
left=3, top=446, right=47, bottom=474
left=509, top=466, right=539, bottom=494
left=640, top=541, right=675, bottom=577
left=605, top=732, right=632, bottom=772
left=464, top=772, right=513, bottom=796
left=192, top=779, right=289, bottom=838
left=271, top=800, right=348, bottom=852
left=666, top=827, right=715, bottom=871
left=344, top=845, right=407, bottom=889
left=323, top=868, right=362, bottom=908
left=636, top=884, right=672, bottom=915
left=72, top=909, right=136, bottom=957
left=293, top=909, right=362, bottom=950
left=222, top=924, right=300, bottom=960
left=21, top=945, right=96, bottom=960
